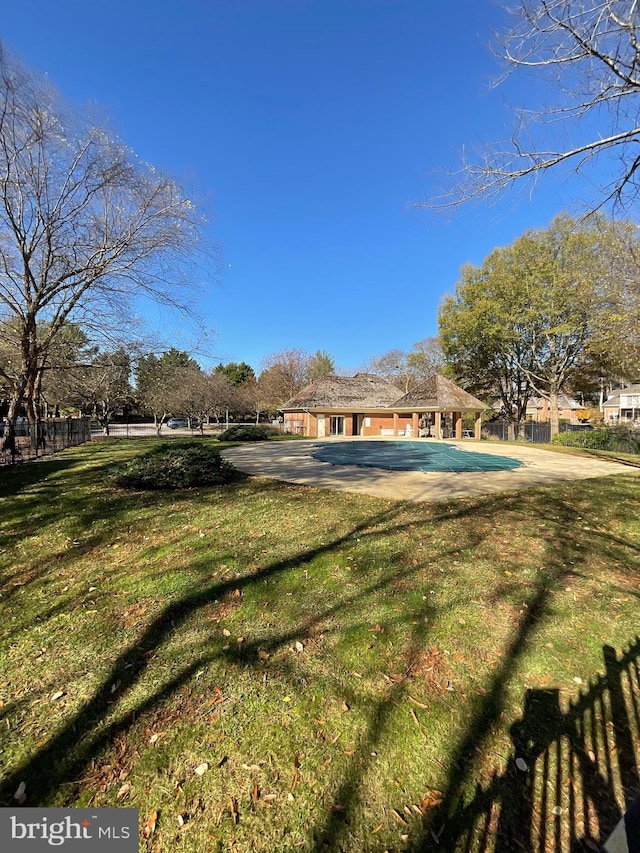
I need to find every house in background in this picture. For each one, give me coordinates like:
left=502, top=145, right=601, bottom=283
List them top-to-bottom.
left=282, top=373, right=485, bottom=439
left=602, top=384, right=640, bottom=423
left=525, top=394, right=584, bottom=424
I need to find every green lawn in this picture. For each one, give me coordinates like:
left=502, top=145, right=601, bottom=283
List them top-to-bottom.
left=0, top=439, right=638, bottom=852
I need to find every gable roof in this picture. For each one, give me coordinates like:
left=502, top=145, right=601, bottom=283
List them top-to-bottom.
left=282, top=373, right=402, bottom=409
left=282, top=373, right=485, bottom=412
left=393, top=374, right=485, bottom=411
left=603, top=384, right=640, bottom=406
left=527, top=394, right=581, bottom=410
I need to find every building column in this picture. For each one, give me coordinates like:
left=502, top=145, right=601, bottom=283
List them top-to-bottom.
left=434, top=411, right=442, bottom=440
left=474, top=411, right=482, bottom=440
left=393, top=412, right=399, bottom=436
left=412, top=412, right=419, bottom=436
left=455, top=412, right=463, bottom=439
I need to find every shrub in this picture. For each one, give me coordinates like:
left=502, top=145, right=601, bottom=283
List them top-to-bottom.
left=217, top=424, right=278, bottom=442
left=552, top=427, right=640, bottom=454
left=112, top=441, right=243, bottom=490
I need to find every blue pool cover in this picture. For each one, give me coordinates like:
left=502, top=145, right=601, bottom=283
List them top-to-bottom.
left=312, top=441, right=522, bottom=473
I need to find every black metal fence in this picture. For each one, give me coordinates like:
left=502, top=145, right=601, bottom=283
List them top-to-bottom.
left=0, top=417, right=92, bottom=465
left=481, top=422, right=602, bottom=444
left=482, top=422, right=552, bottom=443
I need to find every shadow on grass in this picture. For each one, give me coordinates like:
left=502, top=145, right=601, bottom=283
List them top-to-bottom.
left=1, top=452, right=639, bottom=853
left=304, top=489, right=640, bottom=852
left=0, top=502, right=423, bottom=806
left=414, top=636, right=640, bottom=852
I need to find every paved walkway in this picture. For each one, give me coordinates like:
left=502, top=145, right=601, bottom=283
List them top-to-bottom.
left=221, top=438, right=640, bottom=503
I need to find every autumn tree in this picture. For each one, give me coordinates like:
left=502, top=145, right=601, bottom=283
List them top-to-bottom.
left=431, top=1, right=640, bottom=215
left=0, top=45, right=207, bottom=451
left=439, top=215, right=632, bottom=434
left=256, top=348, right=338, bottom=414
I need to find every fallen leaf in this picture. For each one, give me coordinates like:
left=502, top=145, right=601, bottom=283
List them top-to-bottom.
left=222, top=628, right=231, bottom=637
left=295, top=641, right=304, bottom=652
left=258, top=649, right=269, bottom=660
left=50, top=690, right=66, bottom=701
left=149, top=732, right=165, bottom=745
left=515, top=757, right=528, bottom=772
left=194, top=762, right=209, bottom=776
left=13, top=782, right=26, bottom=804
left=117, top=782, right=131, bottom=800
left=142, top=811, right=157, bottom=838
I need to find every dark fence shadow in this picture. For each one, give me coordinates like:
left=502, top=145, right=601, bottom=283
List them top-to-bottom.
left=423, top=637, right=640, bottom=852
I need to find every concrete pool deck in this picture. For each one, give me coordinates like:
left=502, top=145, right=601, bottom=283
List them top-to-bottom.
left=221, top=437, right=640, bottom=503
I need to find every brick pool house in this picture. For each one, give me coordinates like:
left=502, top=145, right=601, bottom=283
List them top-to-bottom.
left=281, top=373, right=485, bottom=440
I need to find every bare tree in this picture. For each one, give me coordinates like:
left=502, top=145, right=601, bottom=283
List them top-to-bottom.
left=431, top=1, right=640, bottom=214
left=0, top=45, right=207, bottom=450
left=365, top=338, right=446, bottom=393
left=59, top=348, right=133, bottom=435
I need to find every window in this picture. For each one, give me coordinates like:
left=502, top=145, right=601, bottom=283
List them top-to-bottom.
left=329, top=416, right=345, bottom=435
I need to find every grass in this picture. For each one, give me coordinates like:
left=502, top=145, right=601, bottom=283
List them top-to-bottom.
left=0, top=438, right=638, bottom=852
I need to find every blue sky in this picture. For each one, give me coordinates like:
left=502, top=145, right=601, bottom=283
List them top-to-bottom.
left=2, top=1, right=585, bottom=375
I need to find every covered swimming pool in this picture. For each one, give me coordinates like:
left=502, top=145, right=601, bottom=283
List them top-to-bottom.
left=312, top=440, right=523, bottom=473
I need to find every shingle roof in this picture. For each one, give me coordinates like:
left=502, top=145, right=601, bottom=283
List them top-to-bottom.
left=282, top=373, right=403, bottom=409
left=282, top=373, right=485, bottom=411
left=393, top=374, right=485, bottom=411
left=603, top=384, right=640, bottom=406
left=527, top=394, right=581, bottom=409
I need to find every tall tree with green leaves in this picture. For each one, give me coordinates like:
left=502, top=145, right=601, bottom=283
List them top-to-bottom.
left=440, top=215, right=633, bottom=434
left=307, top=350, right=336, bottom=382
left=214, top=361, right=256, bottom=387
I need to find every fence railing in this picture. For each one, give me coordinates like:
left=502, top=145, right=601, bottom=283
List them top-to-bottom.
left=0, top=417, right=92, bottom=465
left=429, top=637, right=640, bottom=851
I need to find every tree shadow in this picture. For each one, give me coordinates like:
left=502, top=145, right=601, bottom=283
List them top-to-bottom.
left=2, top=465, right=639, bottom=853
left=293, top=485, right=640, bottom=852
left=0, top=501, right=442, bottom=806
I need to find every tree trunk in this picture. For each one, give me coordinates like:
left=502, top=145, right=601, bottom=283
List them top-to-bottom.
left=549, top=384, right=560, bottom=437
